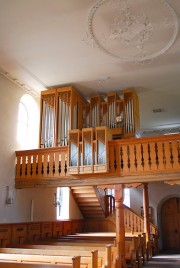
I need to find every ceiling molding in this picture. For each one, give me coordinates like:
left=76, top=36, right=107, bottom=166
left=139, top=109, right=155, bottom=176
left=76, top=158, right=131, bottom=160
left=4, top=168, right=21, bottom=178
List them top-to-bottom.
left=84, top=0, right=179, bottom=62
left=0, top=67, right=40, bottom=99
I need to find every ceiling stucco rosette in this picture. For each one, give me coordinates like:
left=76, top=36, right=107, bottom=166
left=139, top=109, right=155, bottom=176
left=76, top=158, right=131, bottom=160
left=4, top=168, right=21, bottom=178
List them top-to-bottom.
left=85, top=0, right=179, bottom=62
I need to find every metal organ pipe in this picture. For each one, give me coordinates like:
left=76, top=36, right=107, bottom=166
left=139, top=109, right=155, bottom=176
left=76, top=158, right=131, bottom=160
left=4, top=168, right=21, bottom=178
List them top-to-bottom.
left=41, top=98, right=55, bottom=148
left=58, top=98, right=70, bottom=146
left=125, top=99, right=134, bottom=134
left=131, top=99, right=134, bottom=132
left=41, top=100, right=46, bottom=147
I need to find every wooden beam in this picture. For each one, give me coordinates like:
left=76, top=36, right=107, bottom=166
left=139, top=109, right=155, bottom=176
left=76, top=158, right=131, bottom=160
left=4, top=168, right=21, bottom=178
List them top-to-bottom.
left=15, top=172, right=180, bottom=189
left=143, top=183, right=151, bottom=260
left=114, top=184, right=127, bottom=268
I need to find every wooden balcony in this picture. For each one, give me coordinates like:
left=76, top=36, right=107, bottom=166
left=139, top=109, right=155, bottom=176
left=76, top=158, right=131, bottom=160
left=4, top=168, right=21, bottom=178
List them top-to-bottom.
left=15, top=134, right=180, bottom=188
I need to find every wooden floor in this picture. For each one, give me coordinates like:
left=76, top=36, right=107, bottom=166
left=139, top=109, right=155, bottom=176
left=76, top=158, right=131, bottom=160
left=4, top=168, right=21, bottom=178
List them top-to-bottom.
left=144, top=255, right=180, bottom=268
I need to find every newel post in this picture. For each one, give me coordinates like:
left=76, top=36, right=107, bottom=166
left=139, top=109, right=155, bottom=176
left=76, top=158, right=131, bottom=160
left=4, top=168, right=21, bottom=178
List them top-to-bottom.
left=143, top=183, right=151, bottom=259
left=115, top=184, right=127, bottom=268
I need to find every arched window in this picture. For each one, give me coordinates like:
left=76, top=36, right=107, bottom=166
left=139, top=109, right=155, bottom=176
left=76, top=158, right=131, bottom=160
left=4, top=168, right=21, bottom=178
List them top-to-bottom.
left=17, top=94, right=39, bottom=149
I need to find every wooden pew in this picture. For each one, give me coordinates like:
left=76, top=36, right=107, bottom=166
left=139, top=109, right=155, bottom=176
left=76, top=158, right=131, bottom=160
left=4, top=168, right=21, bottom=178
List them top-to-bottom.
left=11, top=231, right=146, bottom=268
left=19, top=238, right=136, bottom=268
left=4, top=244, right=114, bottom=268
left=0, top=249, right=99, bottom=268
left=0, top=254, right=84, bottom=267
left=0, top=263, right=76, bottom=268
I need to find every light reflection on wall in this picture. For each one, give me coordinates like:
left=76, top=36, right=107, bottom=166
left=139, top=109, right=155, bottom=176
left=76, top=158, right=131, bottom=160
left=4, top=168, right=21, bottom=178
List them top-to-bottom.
left=17, top=94, right=39, bottom=149
left=57, top=187, right=69, bottom=220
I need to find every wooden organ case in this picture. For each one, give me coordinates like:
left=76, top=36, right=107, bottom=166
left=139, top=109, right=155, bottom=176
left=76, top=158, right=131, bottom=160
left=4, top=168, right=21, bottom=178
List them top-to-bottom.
left=40, top=86, right=139, bottom=175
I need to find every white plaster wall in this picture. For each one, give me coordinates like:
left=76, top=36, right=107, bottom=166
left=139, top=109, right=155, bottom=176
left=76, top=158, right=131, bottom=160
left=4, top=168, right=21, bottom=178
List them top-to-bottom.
left=0, top=74, right=58, bottom=223
left=130, top=181, right=180, bottom=250
left=130, top=182, right=180, bottom=226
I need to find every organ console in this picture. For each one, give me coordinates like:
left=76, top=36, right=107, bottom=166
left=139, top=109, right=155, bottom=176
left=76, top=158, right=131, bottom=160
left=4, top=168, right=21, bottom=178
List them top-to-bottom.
left=39, top=86, right=139, bottom=174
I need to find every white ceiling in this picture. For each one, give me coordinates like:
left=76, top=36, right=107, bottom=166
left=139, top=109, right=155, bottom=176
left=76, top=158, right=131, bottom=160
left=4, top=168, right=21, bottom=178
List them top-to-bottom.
left=0, top=0, right=180, bottom=135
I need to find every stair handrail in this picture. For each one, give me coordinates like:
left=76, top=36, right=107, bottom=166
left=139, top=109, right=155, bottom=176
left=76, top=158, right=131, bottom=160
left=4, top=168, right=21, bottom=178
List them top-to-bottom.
left=93, top=186, right=108, bottom=216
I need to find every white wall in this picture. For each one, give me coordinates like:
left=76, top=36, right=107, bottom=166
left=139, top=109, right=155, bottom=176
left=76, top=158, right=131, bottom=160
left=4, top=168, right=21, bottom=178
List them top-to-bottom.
left=0, top=74, right=58, bottom=223
left=130, top=181, right=180, bottom=250
left=130, top=182, right=180, bottom=226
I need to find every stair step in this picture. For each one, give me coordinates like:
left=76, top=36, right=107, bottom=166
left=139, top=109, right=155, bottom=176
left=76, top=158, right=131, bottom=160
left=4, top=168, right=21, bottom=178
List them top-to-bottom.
left=71, top=186, right=106, bottom=219
left=71, top=187, right=94, bottom=193
left=73, top=193, right=96, bottom=198
left=75, top=197, right=98, bottom=202
left=78, top=202, right=101, bottom=206
left=80, top=207, right=103, bottom=211
left=83, top=211, right=104, bottom=215
left=85, top=215, right=105, bottom=219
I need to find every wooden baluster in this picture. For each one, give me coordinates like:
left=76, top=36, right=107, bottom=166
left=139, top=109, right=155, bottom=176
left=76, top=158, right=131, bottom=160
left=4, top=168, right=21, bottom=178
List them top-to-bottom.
left=177, top=140, right=180, bottom=164
left=169, top=141, right=174, bottom=167
left=162, top=142, right=166, bottom=167
left=154, top=143, right=159, bottom=169
left=141, top=144, right=145, bottom=170
left=147, top=144, right=152, bottom=169
left=127, top=145, right=130, bottom=170
left=134, top=145, right=138, bottom=170
left=120, top=146, right=124, bottom=171
left=114, top=147, right=117, bottom=171
left=54, top=152, right=59, bottom=177
left=61, top=152, right=65, bottom=176
left=53, top=153, right=55, bottom=175
left=64, top=153, right=68, bottom=175
left=37, top=154, right=42, bottom=178
left=43, top=154, right=47, bottom=176
left=47, top=154, right=50, bottom=175
left=58, top=154, right=61, bottom=175
left=27, top=155, right=31, bottom=178
left=32, top=155, right=37, bottom=177
left=35, top=155, right=38, bottom=176
left=41, top=155, right=44, bottom=175
left=25, top=156, right=27, bottom=176
left=30, top=156, right=33, bottom=176
left=129, top=210, right=131, bottom=230
left=132, top=213, right=134, bottom=233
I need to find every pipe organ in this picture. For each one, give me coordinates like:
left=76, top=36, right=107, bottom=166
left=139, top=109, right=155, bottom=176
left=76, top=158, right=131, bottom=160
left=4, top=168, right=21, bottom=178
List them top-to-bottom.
left=40, top=87, right=139, bottom=155
left=40, top=90, right=56, bottom=148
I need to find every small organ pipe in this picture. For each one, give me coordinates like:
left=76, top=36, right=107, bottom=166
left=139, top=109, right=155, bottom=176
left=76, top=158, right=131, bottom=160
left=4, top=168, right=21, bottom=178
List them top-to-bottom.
left=58, top=98, right=62, bottom=145
left=131, top=99, right=134, bottom=132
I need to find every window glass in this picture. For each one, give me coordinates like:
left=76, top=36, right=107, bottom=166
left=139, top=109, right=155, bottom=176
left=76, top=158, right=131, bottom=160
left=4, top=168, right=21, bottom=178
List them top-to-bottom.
left=17, top=94, right=39, bottom=149
left=56, top=187, right=69, bottom=220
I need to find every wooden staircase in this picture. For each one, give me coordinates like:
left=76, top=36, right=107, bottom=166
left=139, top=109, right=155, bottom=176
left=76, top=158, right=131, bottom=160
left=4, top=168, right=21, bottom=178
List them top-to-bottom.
left=71, top=186, right=107, bottom=219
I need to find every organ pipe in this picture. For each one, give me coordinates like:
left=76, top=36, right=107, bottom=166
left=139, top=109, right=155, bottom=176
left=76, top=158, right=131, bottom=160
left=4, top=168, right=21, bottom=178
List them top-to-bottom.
left=40, top=87, right=139, bottom=148
left=41, top=97, right=55, bottom=148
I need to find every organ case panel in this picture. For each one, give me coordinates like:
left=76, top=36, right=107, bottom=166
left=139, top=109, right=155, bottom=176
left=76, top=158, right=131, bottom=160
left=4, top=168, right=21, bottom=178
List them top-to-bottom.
left=94, top=126, right=112, bottom=173
left=79, top=128, right=95, bottom=174
left=68, top=129, right=82, bottom=174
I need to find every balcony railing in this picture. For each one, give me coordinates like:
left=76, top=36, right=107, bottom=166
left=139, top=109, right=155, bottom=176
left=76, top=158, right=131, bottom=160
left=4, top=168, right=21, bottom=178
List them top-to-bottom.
left=15, top=134, right=180, bottom=187
left=108, top=134, right=180, bottom=176
left=16, top=146, right=70, bottom=180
